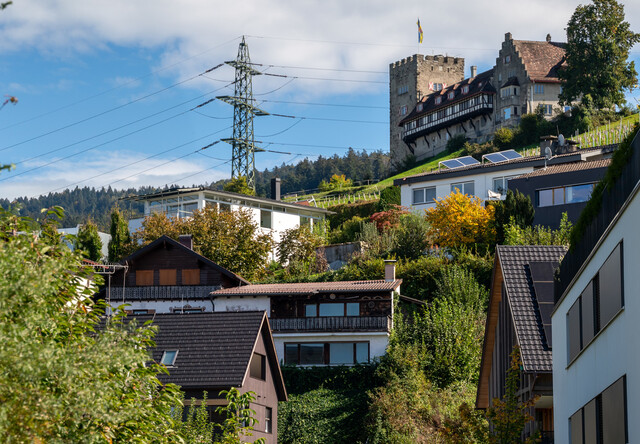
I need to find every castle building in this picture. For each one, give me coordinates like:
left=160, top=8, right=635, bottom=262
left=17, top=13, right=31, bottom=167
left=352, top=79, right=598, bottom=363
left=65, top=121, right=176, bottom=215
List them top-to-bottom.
left=390, top=33, right=567, bottom=168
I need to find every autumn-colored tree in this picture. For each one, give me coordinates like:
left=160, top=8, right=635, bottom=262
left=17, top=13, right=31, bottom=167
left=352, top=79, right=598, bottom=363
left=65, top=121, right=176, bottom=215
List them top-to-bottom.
left=319, top=174, right=353, bottom=191
left=223, top=176, right=256, bottom=196
left=424, top=190, right=495, bottom=249
left=369, top=205, right=409, bottom=232
left=133, top=207, right=273, bottom=281
left=277, top=225, right=325, bottom=274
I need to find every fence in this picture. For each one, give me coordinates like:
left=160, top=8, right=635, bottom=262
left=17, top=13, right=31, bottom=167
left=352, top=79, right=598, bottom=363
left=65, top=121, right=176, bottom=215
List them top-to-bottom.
left=573, top=117, right=639, bottom=148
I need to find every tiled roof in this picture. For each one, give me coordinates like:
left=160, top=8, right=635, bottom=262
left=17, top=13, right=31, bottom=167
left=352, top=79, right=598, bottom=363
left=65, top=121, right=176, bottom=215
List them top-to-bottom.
left=513, top=40, right=566, bottom=83
left=399, top=69, right=496, bottom=126
left=394, top=144, right=617, bottom=186
left=511, top=158, right=611, bottom=179
left=497, top=245, right=567, bottom=372
left=211, top=279, right=402, bottom=296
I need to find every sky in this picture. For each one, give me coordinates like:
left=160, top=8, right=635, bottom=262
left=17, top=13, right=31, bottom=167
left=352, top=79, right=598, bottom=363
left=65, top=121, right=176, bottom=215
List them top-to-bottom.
left=0, top=0, right=638, bottom=200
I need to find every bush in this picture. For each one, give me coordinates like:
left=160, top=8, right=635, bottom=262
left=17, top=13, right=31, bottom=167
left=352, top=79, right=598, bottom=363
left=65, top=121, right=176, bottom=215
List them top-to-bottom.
left=493, top=127, right=515, bottom=149
left=446, top=134, right=467, bottom=153
left=462, top=141, right=498, bottom=158
left=376, top=186, right=401, bottom=212
left=491, top=189, right=535, bottom=245
left=328, top=200, right=378, bottom=229
left=392, top=213, right=431, bottom=260
left=505, top=213, right=572, bottom=246
left=328, top=216, right=366, bottom=244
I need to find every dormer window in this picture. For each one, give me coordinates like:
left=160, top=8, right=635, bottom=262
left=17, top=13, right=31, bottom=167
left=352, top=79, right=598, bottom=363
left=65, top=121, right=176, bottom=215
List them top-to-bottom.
left=462, top=85, right=469, bottom=94
left=447, top=91, right=454, bottom=100
left=435, top=96, right=442, bottom=105
left=416, top=103, right=423, bottom=112
left=161, top=350, right=178, bottom=367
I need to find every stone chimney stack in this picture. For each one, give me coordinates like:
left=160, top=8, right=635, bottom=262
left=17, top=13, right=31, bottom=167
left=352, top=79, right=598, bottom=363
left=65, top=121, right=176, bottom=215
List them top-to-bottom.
left=546, top=33, right=552, bottom=42
left=470, top=65, right=477, bottom=78
left=271, top=177, right=281, bottom=201
left=178, top=234, right=193, bottom=250
left=384, top=260, right=396, bottom=282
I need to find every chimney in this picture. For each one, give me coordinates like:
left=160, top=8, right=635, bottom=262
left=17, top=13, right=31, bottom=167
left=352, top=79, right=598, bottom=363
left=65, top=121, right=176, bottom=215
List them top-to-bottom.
left=505, top=32, right=512, bottom=42
left=546, top=33, right=552, bottom=42
left=470, top=65, right=477, bottom=78
left=271, top=177, right=281, bottom=201
left=178, top=234, right=193, bottom=250
left=384, top=259, right=396, bottom=282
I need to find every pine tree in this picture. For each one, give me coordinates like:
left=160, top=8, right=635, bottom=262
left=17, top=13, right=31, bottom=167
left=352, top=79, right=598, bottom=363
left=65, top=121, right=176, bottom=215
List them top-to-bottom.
left=108, top=208, right=132, bottom=262
left=77, top=220, right=103, bottom=262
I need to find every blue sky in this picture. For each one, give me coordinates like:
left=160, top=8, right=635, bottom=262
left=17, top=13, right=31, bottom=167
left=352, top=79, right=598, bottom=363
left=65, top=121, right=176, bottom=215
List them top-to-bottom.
left=0, top=0, right=638, bottom=200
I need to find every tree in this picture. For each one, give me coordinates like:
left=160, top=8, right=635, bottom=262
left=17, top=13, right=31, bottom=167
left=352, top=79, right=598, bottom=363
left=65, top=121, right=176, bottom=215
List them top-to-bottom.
left=559, top=0, right=640, bottom=109
left=319, top=174, right=353, bottom=192
left=224, top=176, right=256, bottom=196
left=424, top=190, right=496, bottom=249
left=492, top=190, right=535, bottom=245
left=108, top=207, right=133, bottom=262
left=134, top=207, right=273, bottom=281
left=0, top=208, right=183, bottom=442
left=504, top=212, right=572, bottom=246
left=76, top=219, right=103, bottom=261
left=277, top=225, right=325, bottom=275
left=487, top=347, right=538, bottom=444
left=215, top=388, right=265, bottom=444
left=172, top=392, right=215, bottom=444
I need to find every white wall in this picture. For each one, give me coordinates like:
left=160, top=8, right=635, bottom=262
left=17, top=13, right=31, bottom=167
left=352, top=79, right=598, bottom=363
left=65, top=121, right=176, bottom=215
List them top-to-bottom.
left=400, top=165, right=534, bottom=211
left=553, top=189, right=640, bottom=443
left=214, top=296, right=271, bottom=316
left=108, top=299, right=215, bottom=314
left=272, top=332, right=389, bottom=366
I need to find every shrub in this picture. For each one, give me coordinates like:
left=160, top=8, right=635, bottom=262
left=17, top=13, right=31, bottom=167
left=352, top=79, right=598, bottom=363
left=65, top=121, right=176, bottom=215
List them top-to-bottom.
left=493, top=127, right=515, bottom=149
left=446, top=134, right=467, bottom=153
left=462, top=141, right=498, bottom=158
left=376, top=186, right=401, bottom=212
left=491, top=189, right=535, bottom=244
left=328, top=200, right=378, bottom=229
left=370, top=205, right=408, bottom=232
left=392, top=213, right=431, bottom=260
left=505, top=213, right=572, bottom=246
left=328, top=216, right=366, bottom=244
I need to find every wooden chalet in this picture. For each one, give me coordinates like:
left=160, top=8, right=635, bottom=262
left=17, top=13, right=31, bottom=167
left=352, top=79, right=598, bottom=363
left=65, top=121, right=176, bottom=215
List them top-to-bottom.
left=477, top=245, right=567, bottom=443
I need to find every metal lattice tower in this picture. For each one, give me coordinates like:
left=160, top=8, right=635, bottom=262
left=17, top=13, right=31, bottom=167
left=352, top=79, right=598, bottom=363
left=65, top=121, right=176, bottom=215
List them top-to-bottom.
left=217, top=36, right=268, bottom=190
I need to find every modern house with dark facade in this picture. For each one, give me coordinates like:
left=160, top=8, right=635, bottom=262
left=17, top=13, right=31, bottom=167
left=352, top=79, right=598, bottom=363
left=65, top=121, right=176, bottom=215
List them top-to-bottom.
left=552, top=131, right=640, bottom=443
left=509, top=159, right=611, bottom=228
left=477, top=245, right=567, bottom=442
left=137, top=311, right=287, bottom=444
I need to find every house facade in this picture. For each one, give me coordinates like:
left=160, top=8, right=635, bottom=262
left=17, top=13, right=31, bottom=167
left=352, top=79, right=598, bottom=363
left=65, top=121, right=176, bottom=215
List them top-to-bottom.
left=391, top=32, right=567, bottom=166
left=552, top=132, right=640, bottom=443
left=394, top=145, right=612, bottom=213
left=127, top=182, right=330, bottom=261
left=98, top=235, right=248, bottom=314
left=477, top=245, right=566, bottom=442
left=210, top=265, right=401, bottom=366
left=136, top=311, right=287, bottom=444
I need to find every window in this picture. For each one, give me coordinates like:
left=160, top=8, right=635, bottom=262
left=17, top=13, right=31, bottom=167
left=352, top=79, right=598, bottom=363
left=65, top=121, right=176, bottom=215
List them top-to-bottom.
left=504, top=55, right=511, bottom=64
left=508, top=69, right=516, bottom=78
left=534, top=84, right=544, bottom=94
left=397, top=85, right=408, bottom=95
left=462, top=85, right=469, bottom=94
left=447, top=91, right=454, bottom=100
left=435, top=96, right=442, bottom=105
left=416, top=103, right=423, bottom=112
left=540, top=104, right=553, bottom=115
left=400, top=105, right=408, bottom=115
left=503, top=107, right=512, bottom=120
left=492, top=176, right=513, bottom=194
left=451, top=181, right=475, bottom=196
left=537, top=184, right=595, bottom=207
left=219, top=203, right=231, bottom=212
left=260, top=210, right=272, bottom=229
left=300, top=216, right=311, bottom=227
left=567, top=243, right=623, bottom=363
left=159, top=269, right=177, bottom=286
left=181, top=269, right=200, bottom=285
left=136, top=270, right=154, bottom=286
left=308, top=302, right=360, bottom=317
left=319, top=303, right=344, bottom=317
left=346, top=303, right=359, bottom=316
left=305, top=304, right=317, bottom=317
left=171, top=305, right=205, bottom=313
left=131, top=309, right=155, bottom=315
left=285, top=342, right=370, bottom=365
left=160, top=350, right=178, bottom=366
left=249, top=353, right=266, bottom=380
left=569, top=376, right=627, bottom=444
left=265, top=407, right=273, bottom=433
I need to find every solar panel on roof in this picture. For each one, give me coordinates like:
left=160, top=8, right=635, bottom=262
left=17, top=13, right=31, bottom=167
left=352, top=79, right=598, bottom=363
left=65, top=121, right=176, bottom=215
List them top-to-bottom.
left=483, top=149, right=524, bottom=164
left=501, top=150, right=522, bottom=160
left=439, top=156, right=480, bottom=170
left=458, top=156, right=480, bottom=166
left=440, top=159, right=464, bottom=169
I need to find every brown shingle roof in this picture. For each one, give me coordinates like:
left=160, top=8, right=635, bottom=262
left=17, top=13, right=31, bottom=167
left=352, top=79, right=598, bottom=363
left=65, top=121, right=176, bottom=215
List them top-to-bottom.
left=513, top=40, right=566, bottom=83
left=512, top=158, right=611, bottom=179
left=497, top=245, right=567, bottom=372
left=211, top=279, right=402, bottom=296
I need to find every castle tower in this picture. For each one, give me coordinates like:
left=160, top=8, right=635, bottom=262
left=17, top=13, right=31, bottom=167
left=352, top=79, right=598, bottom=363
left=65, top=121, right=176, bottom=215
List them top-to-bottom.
left=389, top=55, right=465, bottom=170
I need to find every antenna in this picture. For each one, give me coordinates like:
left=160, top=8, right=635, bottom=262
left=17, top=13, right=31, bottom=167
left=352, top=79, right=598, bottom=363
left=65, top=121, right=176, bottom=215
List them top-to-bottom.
left=217, top=36, right=269, bottom=192
left=558, top=134, right=565, bottom=147
left=545, top=146, right=553, bottom=160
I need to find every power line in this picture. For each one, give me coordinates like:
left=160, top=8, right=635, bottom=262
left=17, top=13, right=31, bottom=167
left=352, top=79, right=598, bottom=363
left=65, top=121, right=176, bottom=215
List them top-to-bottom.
left=0, top=36, right=241, bottom=133
left=249, top=62, right=386, bottom=75
left=0, top=64, right=228, bottom=153
left=262, top=72, right=386, bottom=84
left=260, top=99, right=387, bottom=109
left=195, top=109, right=386, bottom=125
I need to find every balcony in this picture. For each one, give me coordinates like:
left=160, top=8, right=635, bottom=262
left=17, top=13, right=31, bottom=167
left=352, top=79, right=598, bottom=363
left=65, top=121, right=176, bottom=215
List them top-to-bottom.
left=105, top=285, right=220, bottom=301
left=270, top=316, right=391, bottom=333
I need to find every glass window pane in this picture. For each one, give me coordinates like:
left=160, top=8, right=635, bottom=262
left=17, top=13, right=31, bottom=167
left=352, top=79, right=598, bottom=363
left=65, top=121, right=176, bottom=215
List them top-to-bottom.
left=493, top=178, right=504, bottom=193
left=465, top=182, right=475, bottom=196
left=451, top=183, right=462, bottom=194
left=566, top=183, right=594, bottom=204
left=425, top=187, right=436, bottom=202
left=553, top=187, right=565, bottom=205
left=413, top=189, right=424, bottom=204
left=538, top=189, right=553, bottom=207
left=260, top=210, right=272, bottom=229
left=599, top=244, right=623, bottom=328
left=581, top=281, right=595, bottom=345
left=567, top=299, right=582, bottom=362
left=319, top=303, right=344, bottom=317
left=346, top=303, right=359, bottom=316
left=305, top=304, right=317, bottom=317
left=330, top=343, right=353, bottom=365
left=356, top=343, right=369, bottom=363
left=285, top=344, right=299, bottom=364
left=300, top=344, right=325, bottom=365
left=161, top=350, right=177, bottom=366
left=601, top=376, right=627, bottom=444
left=583, top=399, right=598, bottom=444
left=569, top=409, right=583, bottom=444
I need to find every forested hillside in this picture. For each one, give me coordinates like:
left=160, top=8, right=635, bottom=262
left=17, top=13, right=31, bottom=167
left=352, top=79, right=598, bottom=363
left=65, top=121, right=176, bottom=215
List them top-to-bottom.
left=0, top=149, right=390, bottom=230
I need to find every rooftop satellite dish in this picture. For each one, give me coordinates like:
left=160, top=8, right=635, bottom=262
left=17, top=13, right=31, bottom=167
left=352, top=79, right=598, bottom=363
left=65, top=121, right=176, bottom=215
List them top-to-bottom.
left=558, top=134, right=565, bottom=146
left=545, top=146, right=553, bottom=161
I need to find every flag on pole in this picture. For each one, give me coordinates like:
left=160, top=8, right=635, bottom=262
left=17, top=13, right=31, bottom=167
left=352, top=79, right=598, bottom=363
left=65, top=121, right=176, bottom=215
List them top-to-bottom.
left=417, top=19, right=423, bottom=44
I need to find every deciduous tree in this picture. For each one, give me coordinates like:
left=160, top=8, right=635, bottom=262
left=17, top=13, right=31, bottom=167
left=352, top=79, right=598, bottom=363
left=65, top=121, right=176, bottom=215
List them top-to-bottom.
left=559, top=0, right=640, bottom=109
left=108, top=207, right=134, bottom=262
left=77, top=219, right=103, bottom=261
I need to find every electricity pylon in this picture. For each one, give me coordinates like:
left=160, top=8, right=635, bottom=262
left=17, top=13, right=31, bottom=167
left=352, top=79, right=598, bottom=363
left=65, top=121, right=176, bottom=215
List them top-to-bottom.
left=217, top=36, right=268, bottom=191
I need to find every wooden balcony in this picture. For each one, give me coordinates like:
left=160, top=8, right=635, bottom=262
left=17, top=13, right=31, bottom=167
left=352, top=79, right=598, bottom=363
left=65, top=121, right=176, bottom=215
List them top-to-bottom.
left=105, top=285, right=220, bottom=301
left=270, top=316, right=391, bottom=333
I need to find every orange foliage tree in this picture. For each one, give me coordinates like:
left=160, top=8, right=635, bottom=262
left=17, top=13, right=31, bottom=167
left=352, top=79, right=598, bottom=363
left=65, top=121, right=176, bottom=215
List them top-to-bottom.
left=424, top=190, right=495, bottom=248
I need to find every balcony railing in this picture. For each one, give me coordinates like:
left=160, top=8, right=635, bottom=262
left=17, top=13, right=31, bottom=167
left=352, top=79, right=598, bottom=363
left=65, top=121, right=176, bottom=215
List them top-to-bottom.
left=402, top=100, right=493, bottom=139
left=105, top=285, right=220, bottom=301
left=271, top=316, right=391, bottom=333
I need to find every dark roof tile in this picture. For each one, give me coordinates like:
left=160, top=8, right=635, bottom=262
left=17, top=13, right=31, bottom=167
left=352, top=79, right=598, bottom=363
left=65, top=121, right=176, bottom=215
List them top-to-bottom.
left=210, top=279, right=402, bottom=296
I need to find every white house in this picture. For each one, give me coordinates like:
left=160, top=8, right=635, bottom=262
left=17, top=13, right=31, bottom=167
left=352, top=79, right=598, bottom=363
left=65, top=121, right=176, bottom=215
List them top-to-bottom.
left=552, top=132, right=640, bottom=443
left=394, top=146, right=612, bottom=212
left=126, top=180, right=330, bottom=261
left=58, top=226, right=111, bottom=260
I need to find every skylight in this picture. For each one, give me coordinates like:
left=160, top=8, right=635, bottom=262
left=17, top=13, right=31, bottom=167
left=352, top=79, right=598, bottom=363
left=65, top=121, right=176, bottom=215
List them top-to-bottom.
left=160, top=350, right=178, bottom=366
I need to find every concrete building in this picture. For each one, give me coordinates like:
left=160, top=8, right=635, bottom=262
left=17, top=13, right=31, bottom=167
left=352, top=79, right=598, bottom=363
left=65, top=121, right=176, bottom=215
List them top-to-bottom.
left=390, top=32, right=568, bottom=167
